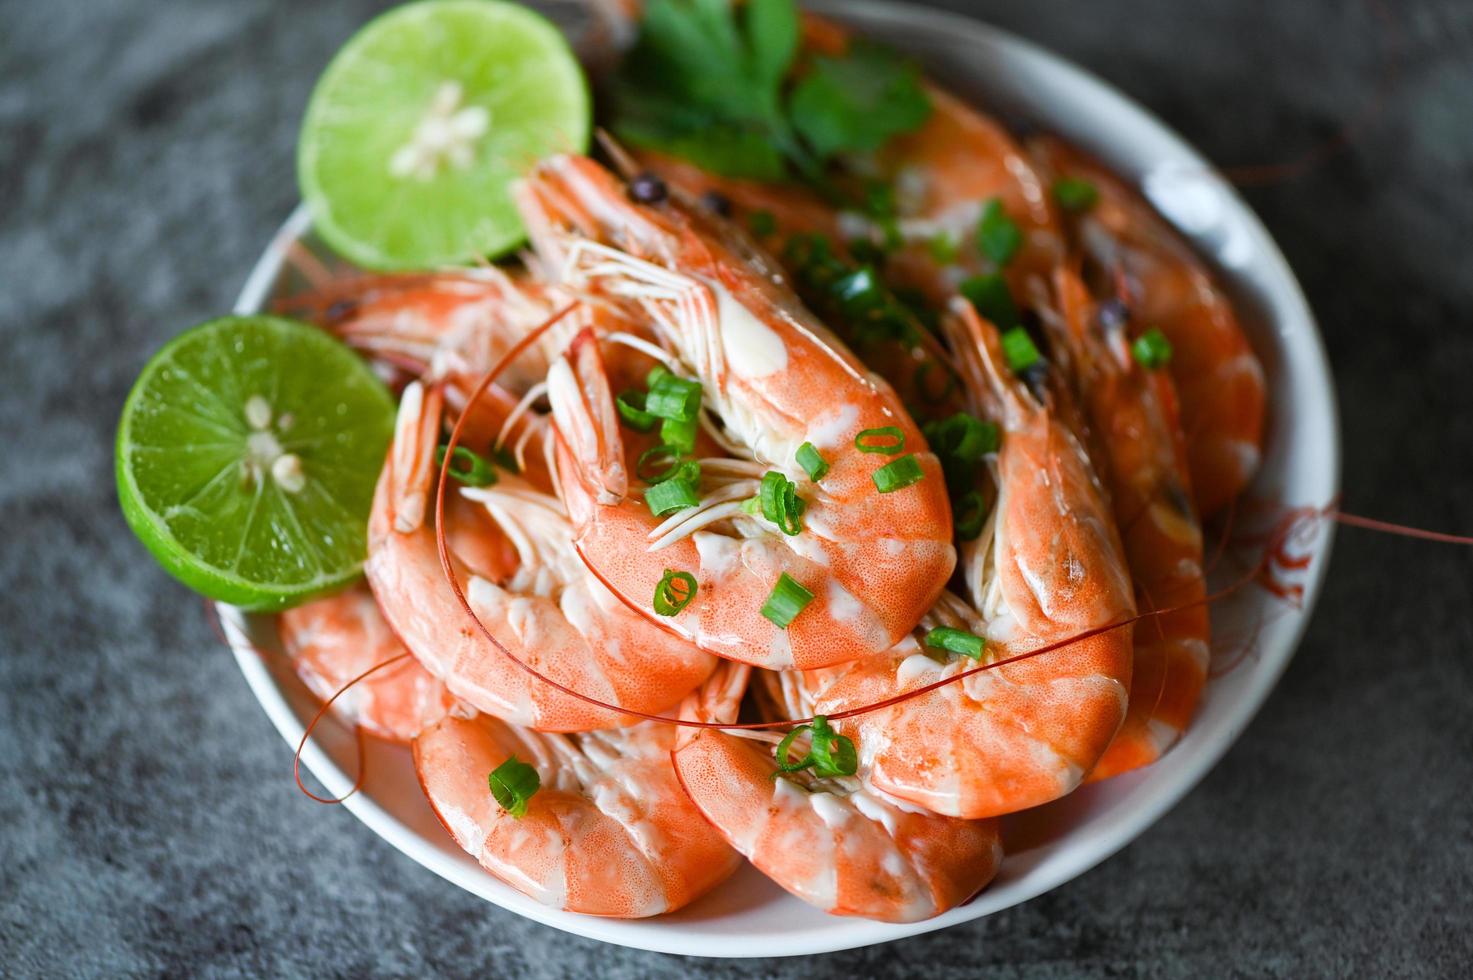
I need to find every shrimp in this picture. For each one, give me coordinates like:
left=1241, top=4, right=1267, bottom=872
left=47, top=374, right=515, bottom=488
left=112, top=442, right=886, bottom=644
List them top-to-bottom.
left=634, top=13, right=1063, bottom=302
left=1027, top=135, right=1266, bottom=516
left=516, top=154, right=956, bottom=670
left=277, top=267, right=570, bottom=398
left=1044, top=267, right=1210, bottom=780
left=809, top=303, right=1135, bottom=819
left=364, top=380, right=716, bottom=732
left=278, top=584, right=453, bottom=743
left=671, top=667, right=1002, bottom=922
left=413, top=671, right=742, bottom=917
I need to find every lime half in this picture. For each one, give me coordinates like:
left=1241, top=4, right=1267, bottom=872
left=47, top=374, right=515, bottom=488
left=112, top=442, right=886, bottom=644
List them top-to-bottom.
left=298, top=0, right=590, bottom=270
left=116, top=315, right=395, bottom=610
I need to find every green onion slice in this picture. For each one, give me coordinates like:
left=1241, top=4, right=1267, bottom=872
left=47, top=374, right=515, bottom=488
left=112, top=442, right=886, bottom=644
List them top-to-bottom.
left=1052, top=177, right=1099, bottom=213
left=977, top=198, right=1023, bottom=266
left=927, top=232, right=959, bottom=265
left=959, top=273, right=1020, bottom=330
left=1000, top=327, right=1041, bottom=373
left=1131, top=327, right=1174, bottom=370
left=646, top=371, right=702, bottom=422
left=616, top=389, right=659, bottom=432
left=928, top=412, right=998, bottom=461
left=660, top=415, right=699, bottom=454
left=855, top=426, right=906, bottom=454
left=795, top=442, right=829, bottom=482
left=636, top=444, right=684, bottom=483
left=436, top=445, right=497, bottom=487
left=491, top=446, right=520, bottom=474
left=872, top=454, right=924, bottom=493
left=646, top=468, right=701, bottom=516
left=759, top=470, right=806, bottom=536
left=953, top=489, right=987, bottom=541
left=653, top=569, right=697, bottom=616
left=761, top=572, right=813, bottom=629
left=924, top=627, right=986, bottom=660
left=774, top=715, right=858, bottom=778
left=488, top=754, right=540, bottom=818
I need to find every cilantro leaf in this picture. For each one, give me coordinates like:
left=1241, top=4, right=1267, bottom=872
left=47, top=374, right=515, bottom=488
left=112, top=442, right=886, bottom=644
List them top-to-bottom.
left=611, top=0, right=931, bottom=181
left=745, top=0, right=799, bottom=95
left=788, top=42, right=932, bottom=162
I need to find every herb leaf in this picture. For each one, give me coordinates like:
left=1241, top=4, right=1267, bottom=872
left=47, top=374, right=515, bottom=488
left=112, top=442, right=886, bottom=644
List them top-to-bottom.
left=612, top=0, right=930, bottom=181
left=745, top=0, right=799, bottom=94
left=788, top=42, right=932, bottom=162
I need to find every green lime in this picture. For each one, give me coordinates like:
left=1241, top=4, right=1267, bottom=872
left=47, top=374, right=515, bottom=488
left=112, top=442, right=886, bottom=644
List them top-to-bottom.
left=298, top=0, right=591, bottom=270
left=116, top=315, right=396, bottom=610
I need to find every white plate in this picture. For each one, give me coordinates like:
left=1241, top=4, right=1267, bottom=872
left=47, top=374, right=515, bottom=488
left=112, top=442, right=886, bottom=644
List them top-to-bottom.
left=221, top=0, right=1339, bottom=958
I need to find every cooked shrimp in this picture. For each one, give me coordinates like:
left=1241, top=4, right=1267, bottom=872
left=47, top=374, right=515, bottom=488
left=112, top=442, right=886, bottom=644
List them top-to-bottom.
left=636, top=14, right=1063, bottom=307
left=1027, top=135, right=1266, bottom=516
left=516, top=154, right=956, bottom=670
left=278, top=267, right=571, bottom=398
left=1045, top=267, right=1210, bottom=779
left=810, top=303, right=1135, bottom=818
left=365, top=380, right=716, bottom=731
left=278, top=584, right=453, bottom=743
left=671, top=667, right=1002, bottom=922
left=414, top=672, right=741, bottom=917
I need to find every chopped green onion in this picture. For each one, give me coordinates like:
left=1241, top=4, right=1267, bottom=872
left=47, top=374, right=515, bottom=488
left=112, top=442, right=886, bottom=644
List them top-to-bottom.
left=1052, top=177, right=1099, bottom=213
left=863, top=182, right=897, bottom=219
left=977, top=198, right=1023, bottom=266
left=748, top=209, right=776, bottom=238
left=878, top=219, right=903, bottom=254
left=927, top=232, right=959, bottom=265
left=847, top=237, right=885, bottom=266
left=833, top=267, right=884, bottom=316
left=959, top=273, right=1019, bottom=329
left=1001, top=327, right=1041, bottom=373
left=1131, top=327, right=1174, bottom=370
left=646, top=372, right=702, bottom=421
left=616, top=389, right=658, bottom=432
left=928, top=412, right=998, bottom=461
left=660, top=415, right=699, bottom=453
left=855, top=426, right=906, bottom=455
left=795, top=442, right=829, bottom=482
left=636, top=444, right=684, bottom=483
left=436, top=445, right=497, bottom=487
left=491, top=446, right=520, bottom=474
left=871, top=454, right=925, bottom=493
left=646, top=468, right=701, bottom=515
left=759, top=470, right=806, bottom=535
left=953, top=489, right=987, bottom=541
left=741, top=496, right=762, bottom=515
left=653, top=569, right=697, bottom=616
left=760, top=572, right=813, bottom=629
left=924, top=627, right=986, bottom=660
left=774, top=715, right=858, bottom=778
left=488, top=754, right=540, bottom=818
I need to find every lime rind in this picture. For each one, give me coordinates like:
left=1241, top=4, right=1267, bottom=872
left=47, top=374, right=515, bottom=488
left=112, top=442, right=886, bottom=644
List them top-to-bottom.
left=298, top=0, right=591, bottom=270
left=116, top=315, right=395, bottom=611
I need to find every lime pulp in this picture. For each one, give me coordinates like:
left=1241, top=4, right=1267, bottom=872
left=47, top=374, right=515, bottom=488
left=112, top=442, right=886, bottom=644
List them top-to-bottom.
left=297, top=0, right=591, bottom=270
left=116, top=315, right=395, bottom=610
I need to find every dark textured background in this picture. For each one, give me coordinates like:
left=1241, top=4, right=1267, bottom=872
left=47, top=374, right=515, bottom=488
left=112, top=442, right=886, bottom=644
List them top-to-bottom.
left=4, top=1, right=1472, bottom=976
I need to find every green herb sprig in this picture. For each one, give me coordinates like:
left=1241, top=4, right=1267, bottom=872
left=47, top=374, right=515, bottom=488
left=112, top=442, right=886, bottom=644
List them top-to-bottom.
left=612, top=0, right=932, bottom=182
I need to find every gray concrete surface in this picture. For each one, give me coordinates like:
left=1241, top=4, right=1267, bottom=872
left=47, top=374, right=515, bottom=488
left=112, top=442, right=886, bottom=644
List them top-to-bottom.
left=3, top=0, right=1472, bottom=976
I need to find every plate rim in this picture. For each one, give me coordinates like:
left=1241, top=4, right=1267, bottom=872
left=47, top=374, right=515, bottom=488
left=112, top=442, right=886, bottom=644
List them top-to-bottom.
left=223, top=0, right=1341, bottom=958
